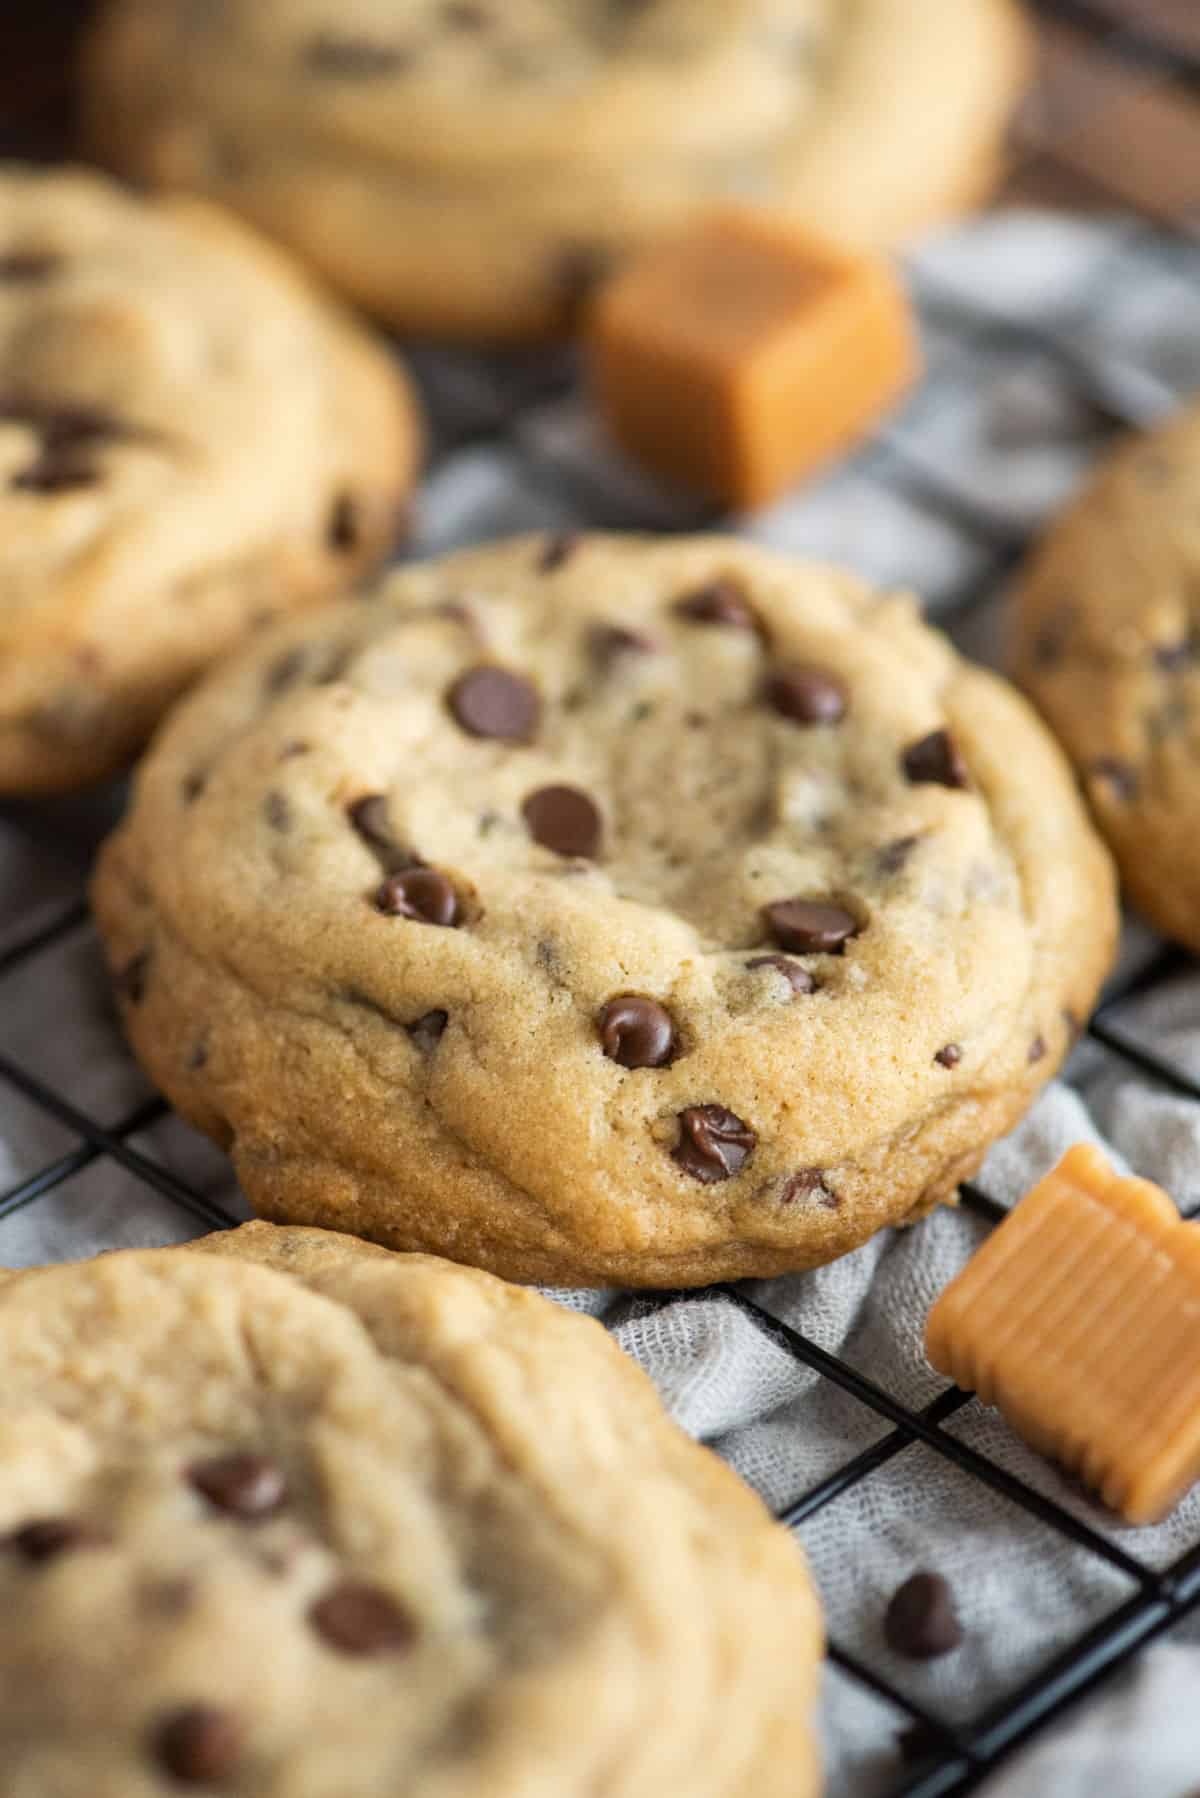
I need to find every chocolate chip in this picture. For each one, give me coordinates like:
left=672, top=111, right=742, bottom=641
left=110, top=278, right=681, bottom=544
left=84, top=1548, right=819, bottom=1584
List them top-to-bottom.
left=443, top=1, right=489, bottom=25
left=303, top=32, right=411, bottom=76
left=0, top=251, right=60, bottom=280
left=11, top=454, right=99, bottom=494
left=328, top=492, right=359, bottom=552
left=537, top=531, right=579, bottom=574
left=674, top=578, right=760, bottom=634
left=1030, top=604, right=1077, bottom=671
left=590, top=623, right=656, bottom=664
left=1155, top=637, right=1196, bottom=672
left=265, top=648, right=307, bottom=694
left=763, top=665, right=847, bottom=726
left=448, top=666, right=540, bottom=742
left=902, top=729, right=969, bottom=790
left=1088, top=756, right=1138, bottom=801
left=181, top=771, right=207, bottom=804
left=522, top=785, right=602, bottom=858
left=262, top=790, right=290, bottom=831
left=347, top=794, right=414, bottom=871
left=877, top=835, right=921, bottom=876
left=376, top=868, right=460, bottom=927
left=762, top=899, right=859, bottom=955
left=115, top=951, right=150, bottom=1005
left=746, top=955, right=817, bottom=996
left=598, top=996, right=676, bottom=1068
left=407, top=1009, right=449, bottom=1052
left=1028, top=1033, right=1047, bottom=1064
left=186, top=1041, right=209, bottom=1072
left=935, top=1043, right=962, bottom=1069
left=672, top=1105, right=755, bottom=1183
left=780, top=1168, right=838, bottom=1208
left=188, top=1453, right=288, bottom=1519
left=7, top=1518, right=110, bottom=1563
left=884, top=1572, right=963, bottom=1659
left=309, top=1580, right=414, bottom=1656
left=153, top=1704, right=243, bottom=1785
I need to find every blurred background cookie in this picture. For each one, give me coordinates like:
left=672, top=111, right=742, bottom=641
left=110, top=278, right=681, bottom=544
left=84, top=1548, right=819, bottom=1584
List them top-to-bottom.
left=81, top=0, right=1031, bottom=340
left=0, top=164, right=420, bottom=794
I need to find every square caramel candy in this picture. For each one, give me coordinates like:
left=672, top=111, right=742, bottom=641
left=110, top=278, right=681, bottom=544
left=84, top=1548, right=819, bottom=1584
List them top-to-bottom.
left=587, top=208, right=919, bottom=510
left=926, top=1145, right=1200, bottom=1524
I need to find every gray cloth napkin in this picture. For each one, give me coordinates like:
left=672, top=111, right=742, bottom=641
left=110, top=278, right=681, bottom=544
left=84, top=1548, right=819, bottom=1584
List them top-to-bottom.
left=3, top=210, right=1200, bottom=1794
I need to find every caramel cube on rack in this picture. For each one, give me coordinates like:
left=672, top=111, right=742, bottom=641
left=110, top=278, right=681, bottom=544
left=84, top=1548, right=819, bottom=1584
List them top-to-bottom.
left=587, top=208, right=919, bottom=510
left=926, top=1145, right=1200, bottom=1525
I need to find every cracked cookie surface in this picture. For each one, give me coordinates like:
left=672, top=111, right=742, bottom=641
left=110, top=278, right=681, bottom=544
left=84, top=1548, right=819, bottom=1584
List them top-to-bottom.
left=83, top=0, right=1030, bottom=339
left=0, top=164, right=419, bottom=793
left=1015, top=402, right=1200, bottom=954
left=93, top=533, right=1117, bottom=1286
left=0, top=1221, right=821, bottom=1795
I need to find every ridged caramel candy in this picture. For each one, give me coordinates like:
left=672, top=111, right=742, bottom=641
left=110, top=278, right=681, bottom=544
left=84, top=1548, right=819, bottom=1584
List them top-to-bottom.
left=926, top=1144, right=1200, bottom=1524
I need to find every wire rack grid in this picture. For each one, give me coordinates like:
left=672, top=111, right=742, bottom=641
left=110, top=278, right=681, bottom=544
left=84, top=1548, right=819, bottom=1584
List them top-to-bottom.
left=4, top=1, right=1200, bottom=1793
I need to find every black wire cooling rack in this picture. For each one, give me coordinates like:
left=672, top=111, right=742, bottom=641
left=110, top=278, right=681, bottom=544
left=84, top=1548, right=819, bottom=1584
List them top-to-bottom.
left=3, top=1, right=1200, bottom=1792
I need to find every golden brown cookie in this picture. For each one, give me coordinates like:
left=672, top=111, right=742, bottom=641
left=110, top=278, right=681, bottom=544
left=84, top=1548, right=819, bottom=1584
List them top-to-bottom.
left=0, top=164, right=420, bottom=794
left=1014, top=401, right=1200, bottom=953
left=92, top=533, right=1116, bottom=1286
left=0, top=1222, right=821, bottom=1795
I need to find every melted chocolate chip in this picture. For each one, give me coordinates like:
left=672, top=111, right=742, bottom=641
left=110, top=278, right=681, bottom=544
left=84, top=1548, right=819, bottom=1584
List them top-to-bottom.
left=303, top=32, right=411, bottom=76
left=0, top=251, right=60, bottom=280
left=5, top=401, right=131, bottom=494
left=12, top=455, right=99, bottom=494
left=328, top=492, right=359, bottom=552
left=537, top=531, right=579, bottom=574
left=674, top=578, right=760, bottom=634
left=590, top=623, right=656, bottom=664
left=1154, top=637, right=1195, bottom=672
left=265, top=647, right=307, bottom=694
left=763, top=665, right=847, bottom=726
left=448, top=666, right=540, bottom=742
left=902, top=730, right=969, bottom=790
left=1088, top=756, right=1138, bottom=802
left=522, top=785, right=602, bottom=858
left=262, top=791, right=290, bottom=832
left=347, top=795, right=415, bottom=872
left=877, top=834, right=921, bottom=876
left=376, top=868, right=460, bottom=927
left=763, top=899, right=860, bottom=955
left=115, top=951, right=150, bottom=1005
left=746, top=955, right=817, bottom=996
left=598, top=996, right=676, bottom=1068
left=407, top=1009, right=449, bottom=1052
left=935, top=1043, right=962, bottom=1069
left=672, top=1105, right=755, bottom=1183
left=780, top=1168, right=838, bottom=1209
left=188, top=1454, right=288, bottom=1519
left=8, top=1518, right=110, bottom=1563
left=884, top=1572, right=963, bottom=1660
left=309, top=1580, right=414, bottom=1655
left=154, top=1705, right=243, bottom=1785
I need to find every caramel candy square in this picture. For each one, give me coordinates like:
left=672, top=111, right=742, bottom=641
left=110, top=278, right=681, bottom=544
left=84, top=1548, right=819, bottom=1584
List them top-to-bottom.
left=587, top=208, right=919, bottom=511
left=926, top=1145, right=1200, bottom=1524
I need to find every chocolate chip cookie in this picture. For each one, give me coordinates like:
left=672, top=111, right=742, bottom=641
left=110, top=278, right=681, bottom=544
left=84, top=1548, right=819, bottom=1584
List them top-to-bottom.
left=82, top=0, right=1031, bottom=340
left=0, top=164, right=419, bottom=794
left=1014, top=403, right=1200, bottom=954
left=93, top=534, right=1116, bottom=1286
left=0, top=1221, right=822, bottom=1794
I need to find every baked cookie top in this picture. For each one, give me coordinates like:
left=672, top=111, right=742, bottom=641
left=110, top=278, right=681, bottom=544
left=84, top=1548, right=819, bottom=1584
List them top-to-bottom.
left=83, top=0, right=1030, bottom=337
left=0, top=164, right=419, bottom=793
left=1014, top=402, right=1200, bottom=952
left=94, top=535, right=1116, bottom=1286
left=0, top=1223, right=820, bottom=1796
